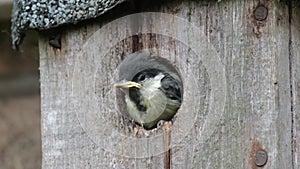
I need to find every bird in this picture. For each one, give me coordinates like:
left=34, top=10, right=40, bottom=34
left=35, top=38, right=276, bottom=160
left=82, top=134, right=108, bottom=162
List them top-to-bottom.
left=115, top=61, right=182, bottom=130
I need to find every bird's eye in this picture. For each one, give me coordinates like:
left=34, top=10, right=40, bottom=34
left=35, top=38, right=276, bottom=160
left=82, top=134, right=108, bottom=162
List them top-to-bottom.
left=138, top=74, right=146, bottom=81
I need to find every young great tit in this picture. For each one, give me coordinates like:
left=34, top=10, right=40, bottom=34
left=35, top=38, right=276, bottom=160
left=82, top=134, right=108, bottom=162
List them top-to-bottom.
left=115, top=68, right=182, bottom=130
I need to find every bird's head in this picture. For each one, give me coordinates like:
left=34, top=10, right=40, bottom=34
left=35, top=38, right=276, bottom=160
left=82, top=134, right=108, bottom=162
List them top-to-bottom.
left=115, top=69, right=166, bottom=92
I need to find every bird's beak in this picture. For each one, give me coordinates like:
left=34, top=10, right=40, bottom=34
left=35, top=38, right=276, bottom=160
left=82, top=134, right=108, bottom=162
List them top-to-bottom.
left=114, top=81, right=142, bottom=89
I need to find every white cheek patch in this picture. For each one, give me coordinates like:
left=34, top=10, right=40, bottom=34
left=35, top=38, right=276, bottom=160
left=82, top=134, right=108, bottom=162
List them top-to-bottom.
left=140, top=73, right=165, bottom=99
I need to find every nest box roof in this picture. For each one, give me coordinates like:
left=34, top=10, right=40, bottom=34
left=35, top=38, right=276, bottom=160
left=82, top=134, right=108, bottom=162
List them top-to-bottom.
left=11, top=0, right=125, bottom=48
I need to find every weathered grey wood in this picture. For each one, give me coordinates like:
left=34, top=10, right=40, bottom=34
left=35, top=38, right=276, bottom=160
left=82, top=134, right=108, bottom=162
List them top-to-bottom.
left=39, top=0, right=297, bottom=168
left=147, top=1, right=293, bottom=168
left=291, top=1, right=300, bottom=169
left=39, top=22, right=168, bottom=169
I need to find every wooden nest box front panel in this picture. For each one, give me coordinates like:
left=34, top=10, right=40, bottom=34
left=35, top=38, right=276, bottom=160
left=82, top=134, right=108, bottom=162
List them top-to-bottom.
left=38, top=1, right=300, bottom=169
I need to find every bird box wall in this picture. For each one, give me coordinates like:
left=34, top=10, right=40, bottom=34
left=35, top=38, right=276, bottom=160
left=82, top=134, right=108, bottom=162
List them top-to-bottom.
left=39, top=0, right=300, bottom=168
left=291, top=3, right=300, bottom=169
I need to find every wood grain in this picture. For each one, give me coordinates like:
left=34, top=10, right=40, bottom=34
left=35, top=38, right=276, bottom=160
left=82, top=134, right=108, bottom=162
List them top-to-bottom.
left=39, top=0, right=299, bottom=168
left=291, top=1, right=300, bottom=169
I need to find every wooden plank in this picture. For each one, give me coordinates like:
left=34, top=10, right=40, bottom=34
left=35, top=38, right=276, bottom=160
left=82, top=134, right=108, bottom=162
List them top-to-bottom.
left=39, top=0, right=295, bottom=168
left=155, top=1, right=293, bottom=168
left=291, top=1, right=300, bottom=168
left=270, top=2, right=293, bottom=168
left=39, top=23, right=168, bottom=169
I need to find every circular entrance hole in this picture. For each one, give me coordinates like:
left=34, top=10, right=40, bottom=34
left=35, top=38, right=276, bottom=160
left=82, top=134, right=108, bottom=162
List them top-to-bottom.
left=116, top=52, right=183, bottom=130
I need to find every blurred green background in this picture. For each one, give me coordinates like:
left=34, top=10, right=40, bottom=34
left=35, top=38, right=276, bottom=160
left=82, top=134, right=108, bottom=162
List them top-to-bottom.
left=0, top=0, right=41, bottom=168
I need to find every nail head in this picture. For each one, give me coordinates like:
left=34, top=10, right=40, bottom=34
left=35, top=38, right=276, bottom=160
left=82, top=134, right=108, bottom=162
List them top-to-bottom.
left=254, top=5, right=268, bottom=21
left=254, top=150, right=268, bottom=167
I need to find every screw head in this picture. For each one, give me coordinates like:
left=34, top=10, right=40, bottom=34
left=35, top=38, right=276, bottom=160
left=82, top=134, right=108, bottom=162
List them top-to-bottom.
left=254, top=5, right=268, bottom=21
left=254, top=150, right=268, bottom=167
